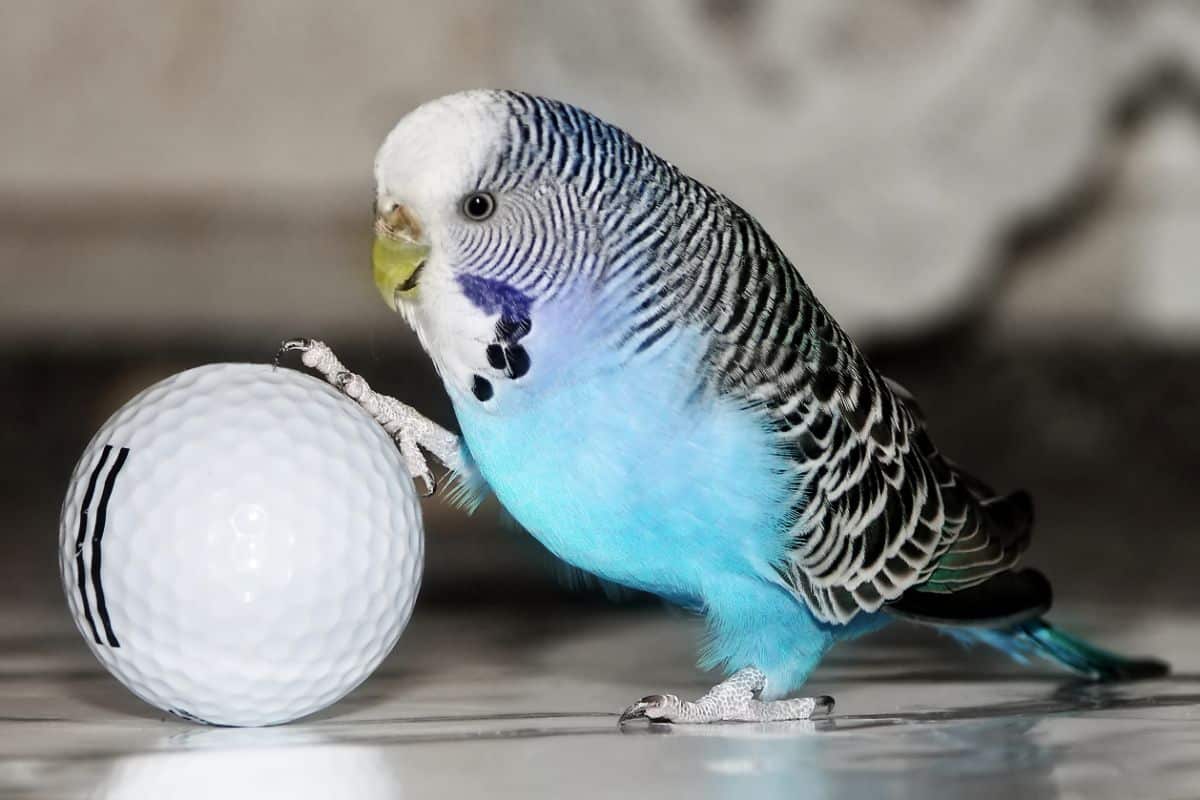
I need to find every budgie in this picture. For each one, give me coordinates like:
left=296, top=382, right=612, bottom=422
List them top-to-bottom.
left=280, top=90, right=1167, bottom=724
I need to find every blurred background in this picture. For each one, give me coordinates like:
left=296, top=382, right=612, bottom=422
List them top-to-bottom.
left=4, top=0, right=1199, bottom=620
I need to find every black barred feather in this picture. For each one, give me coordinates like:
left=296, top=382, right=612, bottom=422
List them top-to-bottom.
left=482, top=91, right=1040, bottom=627
left=696, top=232, right=1035, bottom=624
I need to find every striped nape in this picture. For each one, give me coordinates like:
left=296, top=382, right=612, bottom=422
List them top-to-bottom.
left=409, top=91, right=1035, bottom=627
left=456, top=92, right=808, bottom=364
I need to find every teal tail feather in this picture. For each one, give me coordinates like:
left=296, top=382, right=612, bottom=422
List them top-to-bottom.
left=956, top=618, right=1169, bottom=681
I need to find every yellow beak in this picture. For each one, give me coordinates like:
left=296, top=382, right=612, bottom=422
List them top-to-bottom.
left=372, top=201, right=430, bottom=309
left=373, top=236, right=430, bottom=309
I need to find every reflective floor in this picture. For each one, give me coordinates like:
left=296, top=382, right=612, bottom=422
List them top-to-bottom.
left=3, top=347, right=1197, bottom=798
left=1, top=598, right=1196, bottom=799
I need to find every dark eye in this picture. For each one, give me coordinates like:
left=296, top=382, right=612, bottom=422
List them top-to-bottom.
left=462, top=191, right=495, bottom=221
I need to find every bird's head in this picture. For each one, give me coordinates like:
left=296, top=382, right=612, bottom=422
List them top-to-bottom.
left=372, top=90, right=509, bottom=316
left=372, top=90, right=697, bottom=405
left=374, top=91, right=671, bottom=340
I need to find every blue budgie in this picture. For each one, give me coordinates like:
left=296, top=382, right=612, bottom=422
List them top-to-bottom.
left=281, top=90, right=1167, bottom=724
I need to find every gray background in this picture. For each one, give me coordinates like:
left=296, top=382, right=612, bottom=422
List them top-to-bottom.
left=3, top=0, right=1198, bottom=617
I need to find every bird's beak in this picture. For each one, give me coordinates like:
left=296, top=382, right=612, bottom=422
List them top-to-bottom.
left=373, top=202, right=431, bottom=310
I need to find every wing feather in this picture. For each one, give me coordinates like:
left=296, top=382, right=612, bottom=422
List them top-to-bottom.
left=695, top=220, right=1035, bottom=625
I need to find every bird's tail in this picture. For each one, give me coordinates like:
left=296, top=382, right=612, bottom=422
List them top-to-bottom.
left=954, top=618, right=1169, bottom=681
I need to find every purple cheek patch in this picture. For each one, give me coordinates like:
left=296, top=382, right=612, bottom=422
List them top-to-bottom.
left=457, top=273, right=532, bottom=321
left=458, top=273, right=535, bottom=383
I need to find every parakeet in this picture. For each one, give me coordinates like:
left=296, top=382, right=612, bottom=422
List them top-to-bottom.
left=282, top=90, right=1167, bottom=724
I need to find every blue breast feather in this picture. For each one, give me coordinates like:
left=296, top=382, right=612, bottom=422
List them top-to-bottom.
left=449, top=329, right=885, bottom=694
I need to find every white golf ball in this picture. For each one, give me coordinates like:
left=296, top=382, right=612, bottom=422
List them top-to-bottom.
left=58, top=363, right=423, bottom=726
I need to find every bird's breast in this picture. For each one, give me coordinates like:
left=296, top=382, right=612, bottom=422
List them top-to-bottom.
left=448, top=338, right=796, bottom=600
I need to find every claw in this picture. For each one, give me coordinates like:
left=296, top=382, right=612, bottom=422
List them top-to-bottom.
left=271, top=337, right=460, bottom=493
left=274, top=338, right=314, bottom=369
left=395, top=434, right=437, bottom=497
left=414, top=470, right=437, bottom=498
left=618, top=694, right=670, bottom=725
left=618, top=702, right=648, bottom=725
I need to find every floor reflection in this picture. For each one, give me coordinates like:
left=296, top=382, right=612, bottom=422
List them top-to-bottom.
left=3, top=604, right=1195, bottom=799
left=612, top=709, right=1053, bottom=798
left=91, top=728, right=401, bottom=800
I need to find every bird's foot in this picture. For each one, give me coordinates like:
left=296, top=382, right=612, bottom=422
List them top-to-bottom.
left=275, top=338, right=462, bottom=495
left=618, top=667, right=833, bottom=725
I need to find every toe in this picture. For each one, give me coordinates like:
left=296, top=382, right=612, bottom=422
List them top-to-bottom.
left=273, top=338, right=312, bottom=367
left=414, top=470, right=437, bottom=497
left=618, top=694, right=673, bottom=725
left=638, top=694, right=674, bottom=721
left=812, top=695, right=835, bottom=717
left=618, top=701, right=649, bottom=725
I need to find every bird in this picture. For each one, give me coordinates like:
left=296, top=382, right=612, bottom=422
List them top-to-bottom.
left=280, top=89, right=1167, bottom=724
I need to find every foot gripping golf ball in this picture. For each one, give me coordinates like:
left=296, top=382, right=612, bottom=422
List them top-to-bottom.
left=59, top=363, right=423, bottom=726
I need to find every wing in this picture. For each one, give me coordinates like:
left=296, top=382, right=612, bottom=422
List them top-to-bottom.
left=693, top=206, right=1040, bottom=626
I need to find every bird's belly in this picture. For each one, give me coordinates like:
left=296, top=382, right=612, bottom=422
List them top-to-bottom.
left=450, top=361, right=795, bottom=602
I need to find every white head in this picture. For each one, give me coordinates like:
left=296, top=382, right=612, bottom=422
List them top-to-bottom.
left=369, top=90, right=672, bottom=406
left=374, top=90, right=508, bottom=261
left=371, top=91, right=514, bottom=397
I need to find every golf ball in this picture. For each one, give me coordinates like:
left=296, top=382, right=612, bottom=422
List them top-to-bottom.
left=59, top=363, right=423, bottom=726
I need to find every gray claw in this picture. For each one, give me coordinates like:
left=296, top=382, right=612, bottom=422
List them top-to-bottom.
left=274, top=338, right=314, bottom=368
left=415, top=471, right=437, bottom=498
left=618, top=695, right=666, bottom=726
left=618, top=703, right=648, bottom=725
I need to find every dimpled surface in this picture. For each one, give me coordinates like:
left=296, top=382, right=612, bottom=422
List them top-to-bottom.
left=58, top=363, right=423, bottom=726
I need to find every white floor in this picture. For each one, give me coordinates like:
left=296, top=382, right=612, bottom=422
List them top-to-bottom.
left=1, top=600, right=1197, bottom=799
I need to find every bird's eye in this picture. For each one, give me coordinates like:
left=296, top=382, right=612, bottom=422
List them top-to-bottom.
left=462, top=191, right=495, bottom=221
